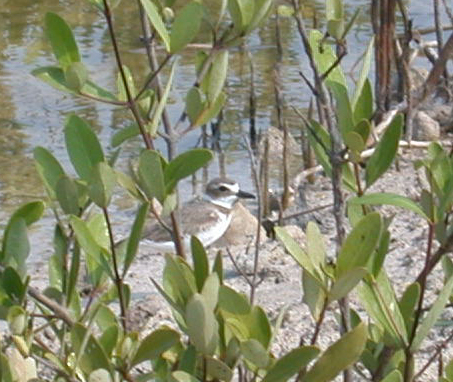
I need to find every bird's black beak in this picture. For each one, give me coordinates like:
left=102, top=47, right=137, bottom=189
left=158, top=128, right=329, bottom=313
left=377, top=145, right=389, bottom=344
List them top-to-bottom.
left=237, top=190, right=255, bottom=199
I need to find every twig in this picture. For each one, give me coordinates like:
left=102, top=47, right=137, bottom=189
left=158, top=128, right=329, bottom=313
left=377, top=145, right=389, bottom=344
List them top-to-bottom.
left=101, top=0, right=154, bottom=150
left=244, top=137, right=263, bottom=305
left=103, top=207, right=128, bottom=331
left=413, top=329, right=453, bottom=380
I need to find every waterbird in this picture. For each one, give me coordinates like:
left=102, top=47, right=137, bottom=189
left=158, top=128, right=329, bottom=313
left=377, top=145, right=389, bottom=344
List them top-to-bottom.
left=142, top=177, right=255, bottom=253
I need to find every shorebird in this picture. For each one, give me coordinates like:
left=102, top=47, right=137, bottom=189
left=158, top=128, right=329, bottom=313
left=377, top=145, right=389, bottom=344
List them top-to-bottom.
left=142, top=177, right=255, bottom=253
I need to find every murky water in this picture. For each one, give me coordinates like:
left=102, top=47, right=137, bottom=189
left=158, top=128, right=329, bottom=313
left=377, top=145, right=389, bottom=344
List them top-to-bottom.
left=0, top=0, right=448, bottom=260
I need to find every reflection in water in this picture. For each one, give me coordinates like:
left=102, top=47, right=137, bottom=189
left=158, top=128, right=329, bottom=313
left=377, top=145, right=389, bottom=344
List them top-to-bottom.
left=0, top=0, right=444, bottom=260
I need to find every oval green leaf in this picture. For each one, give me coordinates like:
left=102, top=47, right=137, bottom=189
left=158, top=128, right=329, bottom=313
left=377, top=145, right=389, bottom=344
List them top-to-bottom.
left=140, top=0, right=170, bottom=51
left=170, top=2, right=204, bottom=53
left=45, top=12, right=80, bottom=69
left=365, top=114, right=402, bottom=188
left=65, top=115, right=104, bottom=181
left=164, top=148, right=213, bottom=193
left=336, top=212, right=382, bottom=277
left=304, top=323, right=367, bottom=382
left=131, top=327, right=180, bottom=366
left=262, top=346, right=320, bottom=382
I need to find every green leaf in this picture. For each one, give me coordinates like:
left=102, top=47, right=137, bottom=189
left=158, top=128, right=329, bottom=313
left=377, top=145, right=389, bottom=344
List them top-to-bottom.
left=140, top=0, right=170, bottom=51
left=228, top=0, right=255, bottom=32
left=246, top=0, right=273, bottom=32
left=170, top=2, right=204, bottom=53
left=45, top=12, right=80, bottom=69
left=309, top=30, right=346, bottom=86
left=352, top=38, right=374, bottom=109
left=208, top=50, right=229, bottom=102
left=149, top=60, right=176, bottom=136
left=65, top=62, right=88, bottom=91
left=116, top=65, right=136, bottom=101
left=33, top=66, right=117, bottom=101
left=354, top=79, right=374, bottom=123
left=328, top=81, right=354, bottom=137
left=186, top=87, right=204, bottom=124
left=195, top=92, right=227, bottom=126
left=365, top=114, right=402, bottom=188
left=65, top=115, right=104, bottom=181
left=352, top=119, right=371, bottom=144
left=111, top=124, right=140, bottom=147
left=345, top=131, right=365, bottom=154
left=34, top=146, right=65, bottom=199
left=164, top=149, right=213, bottom=193
left=138, top=150, right=166, bottom=203
left=88, top=162, right=117, bottom=208
left=56, top=176, right=80, bottom=215
left=348, top=193, right=429, bottom=220
left=10, top=202, right=44, bottom=226
left=123, top=203, right=149, bottom=277
left=336, top=212, right=382, bottom=277
left=70, top=216, right=112, bottom=283
left=1, top=218, right=29, bottom=275
left=306, top=222, right=326, bottom=275
left=275, top=227, right=318, bottom=279
left=191, top=236, right=209, bottom=291
left=67, top=244, right=81, bottom=311
left=212, top=251, right=223, bottom=284
left=1, top=267, right=27, bottom=303
left=329, top=267, right=367, bottom=302
left=303, top=269, right=327, bottom=321
left=358, top=271, right=407, bottom=347
left=201, top=273, right=220, bottom=312
left=411, top=273, right=453, bottom=352
left=398, top=283, right=420, bottom=337
left=218, top=285, right=251, bottom=315
left=186, top=293, right=218, bottom=355
left=246, top=306, right=272, bottom=348
left=71, top=323, right=112, bottom=375
left=304, top=323, right=367, bottom=382
left=131, top=327, right=180, bottom=366
left=240, top=339, right=269, bottom=368
left=178, top=345, right=197, bottom=375
left=262, top=346, right=320, bottom=382
left=205, top=357, right=233, bottom=381
left=446, top=358, right=453, bottom=380
left=380, top=370, right=403, bottom=382
left=169, top=371, right=200, bottom=382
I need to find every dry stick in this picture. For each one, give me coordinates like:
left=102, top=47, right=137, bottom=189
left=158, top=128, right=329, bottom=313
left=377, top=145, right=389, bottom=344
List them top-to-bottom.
left=102, top=0, right=154, bottom=151
left=433, top=0, right=447, bottom=79
left=291, top=1, right=350, bottom=379
left=135, top=4, right=186, bottom=259
left=248, top=52, right=257, bottom=147
left=244, top=137, right=263, bottom=305
left=262, top=137, right=270, bottom=217
left=103, top=207, right=128, bottom=331
left=405, top=222, right=436, bottom=382
left=27, top=285, right=74, bottom=327
left=414, top=329, right=453, bottom=380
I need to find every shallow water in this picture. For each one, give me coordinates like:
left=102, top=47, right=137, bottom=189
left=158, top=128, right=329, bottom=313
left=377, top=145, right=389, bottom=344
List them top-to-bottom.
left=0, top=0, right=449, bottom=261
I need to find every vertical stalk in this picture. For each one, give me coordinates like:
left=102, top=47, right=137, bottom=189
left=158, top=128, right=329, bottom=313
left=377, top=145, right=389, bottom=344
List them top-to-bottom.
left=102, top=0, right=154, bottom=151
left=103, top=208, right=127, bottom=331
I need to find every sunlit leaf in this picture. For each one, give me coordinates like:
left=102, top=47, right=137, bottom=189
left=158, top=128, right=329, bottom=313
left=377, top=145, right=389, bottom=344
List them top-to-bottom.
left=140, top=0, right=170, bottom=51
left=170, top=2, right=204, bottom=53
left=45, top=12, right=80, bottom=69
left=365, top=114, right=402, bottom=188
left=65, top=115, right=104, bottom=181
left=164, top=149, right=213, bottom=193
left=304, top=323, right=367, bottom=382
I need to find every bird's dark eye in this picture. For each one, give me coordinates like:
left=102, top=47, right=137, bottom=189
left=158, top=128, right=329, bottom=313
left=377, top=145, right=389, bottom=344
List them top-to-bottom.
left=219, top=186, right=228, bottom=191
